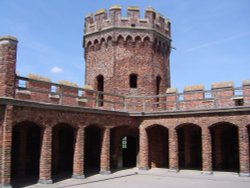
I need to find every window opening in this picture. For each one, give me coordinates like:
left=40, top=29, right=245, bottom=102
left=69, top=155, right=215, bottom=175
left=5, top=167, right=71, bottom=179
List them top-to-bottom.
left=130, top=74, right=138, bottom=88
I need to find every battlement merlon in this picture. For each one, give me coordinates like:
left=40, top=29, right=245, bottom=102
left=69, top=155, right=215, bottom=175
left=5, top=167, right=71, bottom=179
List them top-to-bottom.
left=84, top=6, right=171, bottom=39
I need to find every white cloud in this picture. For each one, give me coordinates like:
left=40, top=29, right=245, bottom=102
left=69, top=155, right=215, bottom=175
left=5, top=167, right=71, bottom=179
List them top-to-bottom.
left=50, top=66, right=63, bottom=73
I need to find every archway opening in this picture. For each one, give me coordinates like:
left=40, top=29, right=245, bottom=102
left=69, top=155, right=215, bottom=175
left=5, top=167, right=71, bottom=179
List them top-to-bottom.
left=96, top=75, right=104, bottom=107
left=11, top=122, right=41, bottom=186
left=210, top=122, right=239, bottom=172
left=52, top=124, right=75, bottom=181
left=177, top=124, right=202, bottom=170
left=85, top=125, right=102, bottom=175
left=147, top=125, right=169, bottom=168
left=110, top=126, right=139, bottom=170
left=122, top=136, right=137, bottom=168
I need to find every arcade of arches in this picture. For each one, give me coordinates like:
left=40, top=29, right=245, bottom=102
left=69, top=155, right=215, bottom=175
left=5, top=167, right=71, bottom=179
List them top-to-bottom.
left=1, top=106, right=250, bottom=186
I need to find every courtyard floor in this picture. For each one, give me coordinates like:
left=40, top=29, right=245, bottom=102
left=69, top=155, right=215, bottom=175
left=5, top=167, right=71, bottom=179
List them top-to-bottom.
left=17, top=168, right=250, bottom=188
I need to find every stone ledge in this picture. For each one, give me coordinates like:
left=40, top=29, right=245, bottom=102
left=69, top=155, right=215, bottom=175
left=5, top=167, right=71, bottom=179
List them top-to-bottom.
left=109, top=5, right=121, bottom=10
left=127, top=6, right=140, bottom=11
left=146, top=7, right=156, bottom=12
left=95, top=9, right=106, bottom=15
left=0, top=35, right=18, bottom=42
left=27, top=73, right=51, bottom=82
left=58, top=80, right=78, bottom=87
left=243, top=80, right=250, bottom=86
left=211, top=81, right=234, bottom=89
left=184, top=84, right=204, bottom=92
left=83, top=85, right=94, bottom=90
left=166, top=88, right=177, bottom=94
left=16, top=89, right=31, bottom=95
left=48, top=94, right=60, bottom=99
left=76, top=98, right=88, bottom=103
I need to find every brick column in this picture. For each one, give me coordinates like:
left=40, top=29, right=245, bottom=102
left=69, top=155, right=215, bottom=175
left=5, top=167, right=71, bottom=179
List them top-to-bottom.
left=0, top=36, right=18, bottom=98
left=1, top=105, right=13, bottom=188
left=38, top=126, right=53, bottom=185
left=72, top=126, right=85, bottom=179
left=201, top=126, right=213, bottom=174
left=239, top=126, right=250, bottom=176
left=17, top=127, right=27, bottom=178
left=100, top=127, right=111, bottom=174
left=139, top=127, right=149, bottom=170
left=169, top=127, right=179, bottom=172
left=52, top=129, right=59, bottom=173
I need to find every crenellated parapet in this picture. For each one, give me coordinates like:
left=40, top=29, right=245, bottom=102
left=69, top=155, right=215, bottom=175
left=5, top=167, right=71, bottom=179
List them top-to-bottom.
left=84, top=6, right=171, bottom=50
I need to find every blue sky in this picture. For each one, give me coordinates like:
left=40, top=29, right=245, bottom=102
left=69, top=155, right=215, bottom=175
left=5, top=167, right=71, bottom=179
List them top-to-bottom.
left=1, top=0, right=250, bottom=91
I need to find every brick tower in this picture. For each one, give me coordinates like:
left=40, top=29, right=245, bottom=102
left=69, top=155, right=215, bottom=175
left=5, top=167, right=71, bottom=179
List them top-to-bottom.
left=84, top=6, right=171, bottom=97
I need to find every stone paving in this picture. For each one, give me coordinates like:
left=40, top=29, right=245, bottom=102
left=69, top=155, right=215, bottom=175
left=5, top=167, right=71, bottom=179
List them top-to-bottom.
left=20, top=168, right=250, bottom=188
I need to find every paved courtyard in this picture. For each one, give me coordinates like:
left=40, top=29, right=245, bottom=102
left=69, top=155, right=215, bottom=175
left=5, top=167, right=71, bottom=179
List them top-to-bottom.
left=18, top=168, right=250, bottom=188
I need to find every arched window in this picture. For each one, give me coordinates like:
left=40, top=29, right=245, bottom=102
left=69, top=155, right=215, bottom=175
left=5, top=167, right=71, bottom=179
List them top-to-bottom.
left=129, top=74, right=138, bottom=88
left=96, top=75, right=104, bottom=107
left=156, top=76, right=161, bottom=107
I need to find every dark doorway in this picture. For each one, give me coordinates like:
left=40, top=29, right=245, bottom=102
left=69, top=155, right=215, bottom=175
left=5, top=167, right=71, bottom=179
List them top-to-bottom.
left=96, top=75, right=104, bottom=107
left=11, top=123, right=41, bottom=187
left=210, top=123, right=239, bottom=172
left=52, top=124, right=74, bottom=181
left=177, top=124, right=202, bottom=170
left=147, top=125, right=168, bottom=168
left=85, top=126, right=102, bottom=175
left=122, top=136, right=137, bottom=168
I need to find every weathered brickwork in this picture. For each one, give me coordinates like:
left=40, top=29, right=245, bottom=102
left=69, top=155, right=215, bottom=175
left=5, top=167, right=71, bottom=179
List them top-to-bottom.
left=0, top=6, right=250, bottom=188
left=84, top=6, right=171, bottom=97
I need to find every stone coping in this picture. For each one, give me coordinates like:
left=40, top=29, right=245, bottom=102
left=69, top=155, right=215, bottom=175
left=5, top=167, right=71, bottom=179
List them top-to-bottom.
left=109, top=5, right=122, bottom=10
left=127, top=6, right=140, bottom=11
left=146, top=7, right=156, bottom=12
left=95, top=9, right=106, bottom=15
left=0, top=35, right=18, bottom=42
left=27, top=73, right=51, bottom=82
left=58, top=80, right=78, bottom=87
left=243, top=80, right=250, bottom=86
left=211, top=81, right=234, bottom=89
left=184, top=84, right=204, bottom=92
left=83, top=85, right=94, bottom=90
left=166, top=88, right=177, bottom=94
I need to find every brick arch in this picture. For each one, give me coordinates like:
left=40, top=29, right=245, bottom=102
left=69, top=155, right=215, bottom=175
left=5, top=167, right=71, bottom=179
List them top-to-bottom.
left=116, top=35, right=124, bottom=41
left=126, top=35, right=133, bottom=42
left=135, top=36, right=142, bottom=42
left=143, top=36, right=151, bottom=42
left=100, top=37, right=106, bottom=44
left=86, top=41, right=92, bottom=48
left=13, top=120, right=44, bottom=128
left=208, top=121, right=238, bottom=128
left=209, top=121, right=239, bottom=172
left=85, top=123, right=105, bottom=130
left=146, top=123, right=166, bottom=130
left=175, top=123, right=202, bottom=170
left=175, top=123, right=201, bottom=129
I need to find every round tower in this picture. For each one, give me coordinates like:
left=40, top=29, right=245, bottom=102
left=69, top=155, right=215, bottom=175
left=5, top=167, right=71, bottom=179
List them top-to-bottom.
left=83, top=6, right=171, bottom=97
